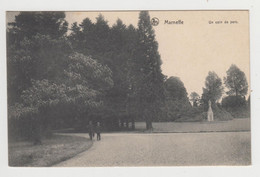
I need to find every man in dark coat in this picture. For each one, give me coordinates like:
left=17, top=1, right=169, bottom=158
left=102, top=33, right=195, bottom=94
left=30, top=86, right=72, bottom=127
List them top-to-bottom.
left=88, top=121, right=95, bottom=140
left=96, top=122, right=102, bottom=141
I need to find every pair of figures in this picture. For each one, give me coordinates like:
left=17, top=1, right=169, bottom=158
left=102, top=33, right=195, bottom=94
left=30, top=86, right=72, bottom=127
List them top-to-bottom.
left=88, top=121, right=102, bottom=141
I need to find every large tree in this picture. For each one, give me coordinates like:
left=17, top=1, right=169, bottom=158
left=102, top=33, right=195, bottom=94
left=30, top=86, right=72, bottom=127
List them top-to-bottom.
left=135, top=11, right=165, bottom=129
left=7, top=12, right=70, bottom=105
left=7, top=12, right=114, bottom=141
left=69, top=16, right=138, bottom=130
left=125, top=24, right=139, bottom=129
left=9, top=53, right=113, bottom=143
left=224, top=64, right=248, bottom=97
left=222, top=65, right=249, bottom=118
left=197, top=71, right=234, bottom=121
left=201, top=71, right=224, bottom=107
left=164, top=77, right=191, bottom=121
left=165, top=77, right=189, bottom=101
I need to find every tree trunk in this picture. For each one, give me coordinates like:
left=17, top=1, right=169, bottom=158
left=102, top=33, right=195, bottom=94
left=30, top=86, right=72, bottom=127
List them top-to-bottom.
left=144, top=108, right=153, bottom=130
left=131, top=116, right=135, bottom=130
left=32, top=117, right=42, bottom=145
left=126, top=117, right=129, bottom=129
left=118, top=118, right=121, bottom=129
left=120, top=118, right=124, bottom=128
left=146, top=120, right=153, bottom=130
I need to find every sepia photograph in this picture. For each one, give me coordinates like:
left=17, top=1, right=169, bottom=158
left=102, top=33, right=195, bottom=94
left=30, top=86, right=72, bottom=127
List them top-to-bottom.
left=6, top=10, right=251, bottom=167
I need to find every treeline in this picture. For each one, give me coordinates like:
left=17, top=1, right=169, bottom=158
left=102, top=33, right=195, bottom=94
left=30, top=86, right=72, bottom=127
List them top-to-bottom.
left=7, top=11, right=165, bottom=143
left=7, top=11, right=249, bottom=143
left=154, top=64, right=249, bottom=122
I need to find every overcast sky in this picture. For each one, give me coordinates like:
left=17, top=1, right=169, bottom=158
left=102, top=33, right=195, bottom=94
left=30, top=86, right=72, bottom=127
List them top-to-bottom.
left=7, top=11, right=250, bottom=97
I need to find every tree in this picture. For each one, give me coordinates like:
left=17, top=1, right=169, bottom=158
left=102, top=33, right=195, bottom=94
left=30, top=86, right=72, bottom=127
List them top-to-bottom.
left=135, top=11, right=165, bottom=129
left=7, top=12, right=70, bottom=105
left=7, top=12, right=115, bottom=141
left=7, top=12, right=72, bottom=142
left=8, top=12, right=68, bottom=40
left=93, top=14, right=111, bottom=58
left=69, top=16, right=134, bottom=130
left=69, top=18, right=95, bottom=55
left=107, top=19, right=130, bottom=129
left=111, top=19, right=127, bottom=51
left=69, top=22, right=82, bottom=52
left=125, top=24, right=139, bottom=129
left=7, top=33, right=72, bottom=104
left=9, top=53, right=113, bottom=143
left=224, top=64, right=248, bottom=97
left=201, top=71, right=224, bottom=108
left=194, top=72, right=235, bottom=121
left=164, top=77, right=191, bottom=121
left=165, top=77, right=189, bottom=101
left=190, top=92, right=200, bottom=107
left=221, top=95, right=249, bottom=118
left=222, top=95, right=247, bottom=108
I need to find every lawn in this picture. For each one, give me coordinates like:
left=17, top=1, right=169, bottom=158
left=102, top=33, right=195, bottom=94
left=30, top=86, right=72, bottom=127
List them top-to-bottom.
left=8, top=118, right=250, bottom=167
left=135, top=118, right=250, bottom=133
left=8, top=134, right=92, bottom=167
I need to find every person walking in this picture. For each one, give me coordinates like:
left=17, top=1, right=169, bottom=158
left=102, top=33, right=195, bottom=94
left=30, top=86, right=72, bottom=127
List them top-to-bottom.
left=88, top=121, right=95, bottom=140
left=96, top=122, right=102, bottom=141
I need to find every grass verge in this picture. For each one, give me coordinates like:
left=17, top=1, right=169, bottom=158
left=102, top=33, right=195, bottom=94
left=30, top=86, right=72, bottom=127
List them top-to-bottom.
left=135, top=118, right=250, bottom=133
left=8, top=134, right=92, bottom=167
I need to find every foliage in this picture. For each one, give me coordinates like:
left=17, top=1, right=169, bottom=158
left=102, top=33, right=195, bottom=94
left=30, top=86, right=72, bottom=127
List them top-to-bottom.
left=9, top=11, right=248, bottom=139
left=68, top=11, right=166, bottom=130
left=134, top=11, right=165, bottom=129
left=7, top=12, right=114, bottom=141
left=7, top=12, right=71, bottom=104
left=8, top=12, right=68, bottom=39
left=69, top=15, right=139, bottom=130
left=8, top=51, right=113, bottom=140
left=65, top=53, right=113, bottom=91
left=224, top=64, right=248, bottom=97
left=221, top=65, right=249, bottom=118
left=191, top=71, right=233, bottom=122
left=201, top=71, right=224, bottom=109
left=162, top=77, right=192, bottom=121
left=165, top=77, right=189, bottom=100
left=190, top=92, right=200, bottom=107
left=221, top=95, right=250, bottom=118
left=222, top=95, right=247, bottom=108
left=8, top=103, right=37, bottom=120
left=194, top=104, right=233, bottom=121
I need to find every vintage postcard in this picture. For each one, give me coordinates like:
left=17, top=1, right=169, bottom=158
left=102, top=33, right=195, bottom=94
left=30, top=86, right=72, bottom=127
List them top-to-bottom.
left=6, top=10, right=250, bottom=168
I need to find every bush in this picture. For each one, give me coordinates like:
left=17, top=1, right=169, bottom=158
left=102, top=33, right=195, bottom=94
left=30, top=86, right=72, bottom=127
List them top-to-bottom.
left=221, top=96, right=250, bottom=118
left=222, top=96, right=246, bottom=108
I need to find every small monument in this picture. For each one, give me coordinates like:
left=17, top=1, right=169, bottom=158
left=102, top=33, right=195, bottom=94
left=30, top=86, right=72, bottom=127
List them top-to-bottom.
left=207, top=100, right=214, bottom=121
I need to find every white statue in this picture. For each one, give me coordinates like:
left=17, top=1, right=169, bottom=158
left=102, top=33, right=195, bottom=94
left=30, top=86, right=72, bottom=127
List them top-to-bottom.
left=207, top=100, right=214, bottom=121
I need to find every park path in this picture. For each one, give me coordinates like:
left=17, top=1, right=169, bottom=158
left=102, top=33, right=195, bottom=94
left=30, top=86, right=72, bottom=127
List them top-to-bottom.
left=54, top=132, right=250, bottom=166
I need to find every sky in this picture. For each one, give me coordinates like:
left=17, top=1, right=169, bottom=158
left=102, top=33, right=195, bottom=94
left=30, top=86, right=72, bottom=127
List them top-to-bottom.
left=7, top=11, right=250, bottom=97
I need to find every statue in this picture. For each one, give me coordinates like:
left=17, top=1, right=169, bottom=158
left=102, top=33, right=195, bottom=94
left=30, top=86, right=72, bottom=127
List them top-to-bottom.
left=207, top=100, right=214, bottom=121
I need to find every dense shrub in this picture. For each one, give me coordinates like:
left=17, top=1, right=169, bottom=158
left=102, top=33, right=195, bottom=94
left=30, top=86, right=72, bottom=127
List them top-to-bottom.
left=161, top=77, right=192, bottom=122
left=221, top=96, right=250, bottom=118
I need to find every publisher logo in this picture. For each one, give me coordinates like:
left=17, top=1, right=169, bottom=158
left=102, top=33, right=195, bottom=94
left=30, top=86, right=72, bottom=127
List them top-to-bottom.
left=151, top=17, right=159, bottom=26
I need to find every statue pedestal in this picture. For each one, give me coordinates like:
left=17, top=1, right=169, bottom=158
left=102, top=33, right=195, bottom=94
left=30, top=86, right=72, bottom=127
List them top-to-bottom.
left=207, top=100, right=214, bottom=122
left=207, top=110, right=214, bottom=121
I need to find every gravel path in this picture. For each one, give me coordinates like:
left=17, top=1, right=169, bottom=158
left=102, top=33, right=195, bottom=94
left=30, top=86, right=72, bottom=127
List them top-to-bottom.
left=54, top=132, right=250, bottom=167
